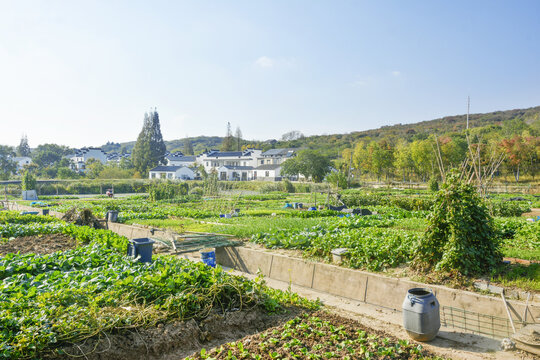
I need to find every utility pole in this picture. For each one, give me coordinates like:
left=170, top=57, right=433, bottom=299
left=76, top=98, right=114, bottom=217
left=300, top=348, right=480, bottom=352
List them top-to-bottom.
left=466, top=96, right=470, bottom=130
left=347, top=151, right=353, bottom=188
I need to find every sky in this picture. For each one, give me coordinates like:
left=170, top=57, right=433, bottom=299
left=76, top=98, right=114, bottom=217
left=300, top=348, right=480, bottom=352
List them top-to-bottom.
left=0, top=0, right=539, bottom=148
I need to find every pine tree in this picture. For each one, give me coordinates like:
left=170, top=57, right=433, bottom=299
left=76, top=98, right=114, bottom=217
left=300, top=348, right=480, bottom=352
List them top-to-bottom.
left=132, top=109, right=166, bottom=175
left=221, top=122, right=234, bottom=151
left=235, top=127, right=242, bottom=151
left=17, top=135, right=31, bottom=157
left=183, top=136, right=194, bottom=155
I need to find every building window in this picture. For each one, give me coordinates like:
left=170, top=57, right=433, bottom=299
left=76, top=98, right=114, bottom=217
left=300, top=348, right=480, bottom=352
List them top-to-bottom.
left=260, top=160, right=264, bottom=165
left=265, top=171, right=270, bottom=177
left=151, top=173, right=156, bottom=178
left=167, top=173, right=173, bottom=179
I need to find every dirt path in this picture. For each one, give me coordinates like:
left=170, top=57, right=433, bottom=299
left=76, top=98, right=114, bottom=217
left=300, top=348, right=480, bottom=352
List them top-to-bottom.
left=522, top=208, right=540, bottom=218
left=215, top=262, right=536, bottom=360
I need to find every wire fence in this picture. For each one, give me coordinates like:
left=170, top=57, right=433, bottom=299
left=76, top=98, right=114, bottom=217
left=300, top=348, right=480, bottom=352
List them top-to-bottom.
left=441, top=306, right=524, bottom=339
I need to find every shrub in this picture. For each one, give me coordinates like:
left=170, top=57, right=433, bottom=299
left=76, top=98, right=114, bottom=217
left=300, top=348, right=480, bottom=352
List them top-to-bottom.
left=21, top=171, right=36, bottom=191
left=413, top=171, right=501, bottom=275
left=428, top=177, right=439, bottom=192
left=281, top=179, right=295, bottom=193
left=148, top=181, right=188, bottom=201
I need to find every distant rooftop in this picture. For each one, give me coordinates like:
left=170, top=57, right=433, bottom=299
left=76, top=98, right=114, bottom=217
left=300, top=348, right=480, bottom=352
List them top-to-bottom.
left=261, top=148, right=298, bottom=157
left=149, top=165, right=189, bottom=172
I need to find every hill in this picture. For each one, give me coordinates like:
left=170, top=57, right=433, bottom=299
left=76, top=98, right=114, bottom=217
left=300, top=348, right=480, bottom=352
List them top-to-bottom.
left=102, top=105, right=540, bottom=157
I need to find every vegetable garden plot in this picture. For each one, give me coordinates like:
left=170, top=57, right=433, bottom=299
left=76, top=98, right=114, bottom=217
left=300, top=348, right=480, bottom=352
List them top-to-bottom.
left=0, top=212, right=317, bottom=359
left=186, top=311, right=446, bottom=360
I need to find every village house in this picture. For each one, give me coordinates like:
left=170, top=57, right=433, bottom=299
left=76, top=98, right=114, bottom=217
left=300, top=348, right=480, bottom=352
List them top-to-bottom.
left=68, top=147, right=108, bottom=172
left=166, top=153, right=197, bottom=167
left=13, top=156, right=32, bottom=173
left=148, top=165, right=195, bottom=180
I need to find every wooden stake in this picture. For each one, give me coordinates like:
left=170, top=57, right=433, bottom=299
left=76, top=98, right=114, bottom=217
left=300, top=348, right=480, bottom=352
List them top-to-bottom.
left=501, top=291, right=516, bottom=334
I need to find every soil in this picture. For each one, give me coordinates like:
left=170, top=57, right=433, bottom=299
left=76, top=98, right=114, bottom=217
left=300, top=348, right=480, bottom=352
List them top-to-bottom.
left=522, top=208, right=540, bottom=218
left=0, top=233, right=77, bottom=256
left=47, top=307, right=304, bottom=360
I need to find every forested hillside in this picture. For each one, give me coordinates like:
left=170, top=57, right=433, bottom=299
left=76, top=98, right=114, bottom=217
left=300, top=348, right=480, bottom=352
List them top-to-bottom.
left=98, top=106, right=539, bottom=183
left=103, top=106, right=540, bottom=158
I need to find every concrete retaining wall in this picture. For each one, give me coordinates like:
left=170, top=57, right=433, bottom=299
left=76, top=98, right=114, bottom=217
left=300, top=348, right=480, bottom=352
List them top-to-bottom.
left=216, top=246, right=540, bottom=326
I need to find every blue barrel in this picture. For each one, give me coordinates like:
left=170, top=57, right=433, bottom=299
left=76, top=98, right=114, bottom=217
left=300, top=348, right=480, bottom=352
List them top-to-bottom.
left=127, top=238, right=155, bottom=263
left=200, top=248, right=216, bottom=268
left=402, top=288, right=440, bottom=341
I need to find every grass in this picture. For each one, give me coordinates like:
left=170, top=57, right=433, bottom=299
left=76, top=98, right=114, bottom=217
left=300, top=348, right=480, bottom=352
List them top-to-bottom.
left=491, top=264, right=540, bottom=291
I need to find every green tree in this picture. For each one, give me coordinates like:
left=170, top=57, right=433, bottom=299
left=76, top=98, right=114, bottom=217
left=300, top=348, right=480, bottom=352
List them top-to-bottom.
left=132, top=109, right=166, bottom=175
left=221, top=122, right=234, bottom=151
left=235, top=127, right=243, bottom=151
left=16, top=135, right=31, bottom=157
left=183, top=136, right=194, bottom=155
left=410, top=139, right=435, bottom=181
left=369, top=140, right=394, bottom=181
left=394, top=140, right=414, bottom=181
left=32, top=144, right=70, bottom=168
left=0, top=145, right=16, bottom=180
left=281, top=150, right=331, bottom=182
left=119, top=157, right=133, bottom=170
left=85, top=158, right=104, bottom=179
left=98, top=164, right=134, bottom=179
left=57, top=167, right=78, bottom=179
left=326, top=170, right=347, bottom=189
left=413, top=171, right=500, bottom=275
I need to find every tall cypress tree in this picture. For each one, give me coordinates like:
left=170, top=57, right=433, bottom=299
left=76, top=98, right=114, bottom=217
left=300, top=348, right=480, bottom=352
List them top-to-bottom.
left=132, top=109, right=166, bottom=175
left=148, top=109, right=166, bottom=165
left=221, top=122, right=234, bottom=151
left=235, top=127, right=242, bottom=151
left=17, top=135, right=31, bottom=157
left=183, top=136, right=194, bottom=155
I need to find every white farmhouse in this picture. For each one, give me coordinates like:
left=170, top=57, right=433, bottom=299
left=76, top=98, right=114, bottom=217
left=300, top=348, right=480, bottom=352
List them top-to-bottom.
left=68, top=147, right=108, bottom=172
left=259, top=148, right=298, bottom=165
left=197, top=149, right=263, bottom=173
left=166, top=154, right=197, bottom=167
left=13, top=157, right=32, bottom=173
left=253, top=164, right=282, bottom=181
left=216, top=165, right=255, bottom=181
left=149, top=166, right=195, bottom=180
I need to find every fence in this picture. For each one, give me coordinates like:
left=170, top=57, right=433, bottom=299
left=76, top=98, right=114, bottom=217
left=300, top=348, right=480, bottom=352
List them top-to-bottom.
left=441, top=306, right=523, bottom=339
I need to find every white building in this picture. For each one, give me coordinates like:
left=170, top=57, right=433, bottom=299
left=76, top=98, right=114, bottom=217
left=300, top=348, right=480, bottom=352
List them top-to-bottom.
left=68, top=147, right=108, bottom=171
left=192, top=148, right=299, bottom=181
left=259, top=148, right=298, bottom=165
left=198, top=149, right=263, bottom=173
left=106, top=152, right=131, bottom=165
left=166, top=154, right=197, bottom=167
left=13, top=157, right=32, bottom=173
left=253, top=164, right=282, bottom=181
left=216, top=165, right=255, bottom=181
left=149, top=166, right=195, bottom=180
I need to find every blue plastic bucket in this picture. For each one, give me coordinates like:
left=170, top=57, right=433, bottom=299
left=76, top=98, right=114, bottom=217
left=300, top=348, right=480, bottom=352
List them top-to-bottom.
left=200, top=248, right=216, bottom=268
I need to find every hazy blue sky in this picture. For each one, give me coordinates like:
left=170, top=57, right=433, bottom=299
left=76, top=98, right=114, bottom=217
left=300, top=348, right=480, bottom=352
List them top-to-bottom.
left=1, top=0, right=539, bottom=148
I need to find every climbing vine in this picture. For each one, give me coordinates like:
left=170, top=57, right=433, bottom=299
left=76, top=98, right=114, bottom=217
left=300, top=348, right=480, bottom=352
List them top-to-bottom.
left=413, top=170, right=501, bottom=275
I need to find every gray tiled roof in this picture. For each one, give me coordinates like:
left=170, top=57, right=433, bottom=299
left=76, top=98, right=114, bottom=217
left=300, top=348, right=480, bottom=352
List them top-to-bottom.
left=255, top=164, right=281, bottom=170
left=149, top=166, right=188, bottom=172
